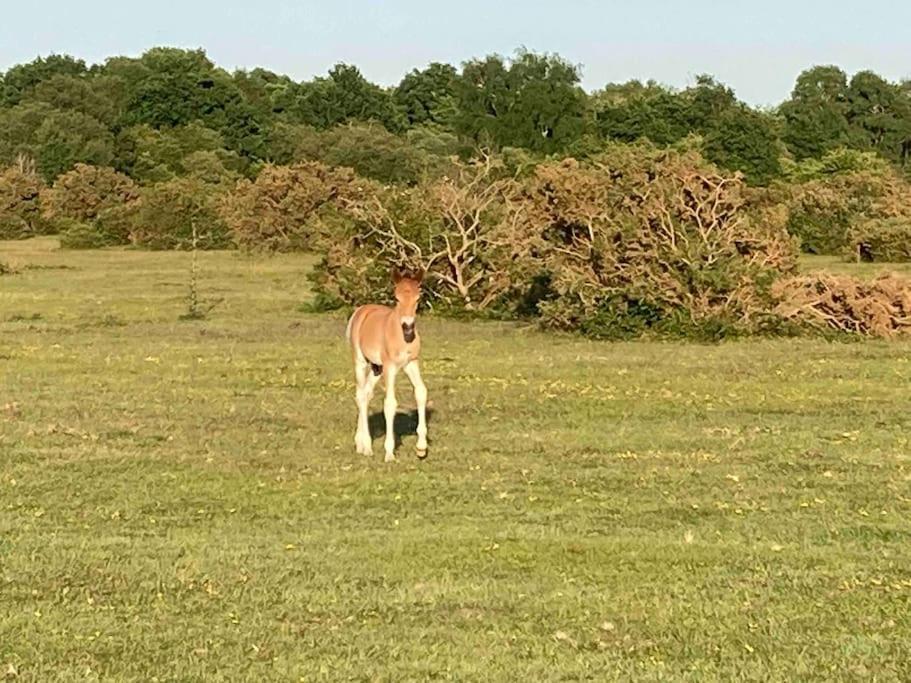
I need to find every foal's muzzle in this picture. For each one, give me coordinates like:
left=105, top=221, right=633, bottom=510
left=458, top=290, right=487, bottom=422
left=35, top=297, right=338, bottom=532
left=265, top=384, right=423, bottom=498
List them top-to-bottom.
left=402, top=322, right=416, bottom=343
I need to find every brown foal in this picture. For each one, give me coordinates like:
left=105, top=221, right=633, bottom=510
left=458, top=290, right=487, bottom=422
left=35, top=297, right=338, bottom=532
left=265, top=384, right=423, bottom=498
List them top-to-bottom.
left=345, top=269, right=428, bottom=462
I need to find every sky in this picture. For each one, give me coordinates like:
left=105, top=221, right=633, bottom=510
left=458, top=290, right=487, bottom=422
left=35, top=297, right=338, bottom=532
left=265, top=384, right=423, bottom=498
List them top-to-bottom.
left=1, top=0, right=909, bottom=107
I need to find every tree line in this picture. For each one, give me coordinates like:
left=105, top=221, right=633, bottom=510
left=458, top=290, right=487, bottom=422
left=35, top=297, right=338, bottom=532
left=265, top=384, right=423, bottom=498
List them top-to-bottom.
left=1, top=47, right=909, bottom=188
left=3, top=47, right=911, bottom=339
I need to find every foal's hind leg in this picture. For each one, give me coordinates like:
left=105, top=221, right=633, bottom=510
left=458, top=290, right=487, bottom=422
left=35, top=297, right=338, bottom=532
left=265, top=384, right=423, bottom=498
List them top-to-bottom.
left=354, top=356, right=378, bottom=455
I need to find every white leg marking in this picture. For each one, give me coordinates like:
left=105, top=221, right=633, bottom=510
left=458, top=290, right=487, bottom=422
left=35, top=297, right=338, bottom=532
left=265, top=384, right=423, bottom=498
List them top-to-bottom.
left=404, top=361, right=428, bottom=455
left=383, top=365, right=398, bottom=462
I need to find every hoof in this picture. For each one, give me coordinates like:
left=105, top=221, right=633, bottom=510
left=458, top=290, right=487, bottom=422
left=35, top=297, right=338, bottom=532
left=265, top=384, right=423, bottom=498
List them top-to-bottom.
left=416, top=447, right=428, bottom=459
left=384, top=453, right=396, bottom=463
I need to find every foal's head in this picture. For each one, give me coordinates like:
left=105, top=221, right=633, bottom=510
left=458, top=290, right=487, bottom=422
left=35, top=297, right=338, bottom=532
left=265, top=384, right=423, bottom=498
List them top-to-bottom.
left=392, top=268, right=423, bottom=340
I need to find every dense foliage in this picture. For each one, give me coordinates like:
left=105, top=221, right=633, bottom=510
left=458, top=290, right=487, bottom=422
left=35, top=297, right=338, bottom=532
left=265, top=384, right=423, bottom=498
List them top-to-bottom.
left=3, top=47, right=911, bottom=337
left=1, top=48, right=908, bottom=192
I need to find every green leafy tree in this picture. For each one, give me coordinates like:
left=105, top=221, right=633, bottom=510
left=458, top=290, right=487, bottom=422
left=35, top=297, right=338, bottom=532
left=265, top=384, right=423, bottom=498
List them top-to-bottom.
left=116, top=48, right=265, bottom=158
left=455, top=51, right=586, bottom=152
left=1, top=54, right=87, bottom=106
left=394, top=63, right=459, bottom=127
left=290, top=64, right=404, bottom=132
left=780, top=66, right=851, bottom=160
left=233, top=68, right=295, bottom=120
left=846, top=71, right=911, bottom=166
left=23, top=74, right=120, bottom=127
left=596, top=75, right=782, bottom=183
left=595, top=82, right=691, bottom=146
left=0, top=102, right=115, bottom=181
left=703, top=107, right=783, bottom=185
left=262, top=121, right=322, bottom=165
left=314, top=122, right=429, bottom=184
left=113, top=123, right=242, bottom=182
left=130, top=177, right=231, bottom=249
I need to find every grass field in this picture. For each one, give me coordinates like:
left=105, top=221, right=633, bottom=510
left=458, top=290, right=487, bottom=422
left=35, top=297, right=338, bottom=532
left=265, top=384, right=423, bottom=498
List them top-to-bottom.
left=2, top=238, right=911, bottom=681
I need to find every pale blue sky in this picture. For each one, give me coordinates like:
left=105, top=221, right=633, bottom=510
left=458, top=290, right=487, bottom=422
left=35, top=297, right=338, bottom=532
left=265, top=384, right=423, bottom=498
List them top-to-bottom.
left=2, top=0, right=909, bottom=106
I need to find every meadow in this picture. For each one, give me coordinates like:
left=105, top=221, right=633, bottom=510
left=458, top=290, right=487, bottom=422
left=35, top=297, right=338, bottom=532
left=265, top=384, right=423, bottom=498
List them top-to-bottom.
left=1, top=238, right=910, bottom=681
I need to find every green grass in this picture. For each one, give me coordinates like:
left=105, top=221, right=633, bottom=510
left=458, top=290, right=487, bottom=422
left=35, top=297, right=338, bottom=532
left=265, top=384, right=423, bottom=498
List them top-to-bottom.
left=2, top=238, right=911, bottom=681
left=799, top=253, right=911, bottom=278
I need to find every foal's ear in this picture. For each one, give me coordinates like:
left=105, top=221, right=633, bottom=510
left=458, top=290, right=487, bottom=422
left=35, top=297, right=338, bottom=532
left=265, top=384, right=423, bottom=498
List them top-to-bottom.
left=391, top=267, right=403, bottom=284
left=413, top=267, right=425, bottom=284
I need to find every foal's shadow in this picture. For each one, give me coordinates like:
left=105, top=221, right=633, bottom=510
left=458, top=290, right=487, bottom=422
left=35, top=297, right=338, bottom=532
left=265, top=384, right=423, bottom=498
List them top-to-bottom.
left=368, top=408, right=434, bottom=450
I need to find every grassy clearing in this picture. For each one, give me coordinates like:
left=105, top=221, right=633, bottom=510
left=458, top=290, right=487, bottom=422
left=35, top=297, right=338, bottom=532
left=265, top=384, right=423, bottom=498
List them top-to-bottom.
left=2, top=238, right=910, bottom=681
left=799, top=253, right=911, bottom=279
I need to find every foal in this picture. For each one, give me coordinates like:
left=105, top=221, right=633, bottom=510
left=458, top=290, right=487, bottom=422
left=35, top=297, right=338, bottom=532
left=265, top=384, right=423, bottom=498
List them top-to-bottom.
left=345, top=269, right=428, bottom=462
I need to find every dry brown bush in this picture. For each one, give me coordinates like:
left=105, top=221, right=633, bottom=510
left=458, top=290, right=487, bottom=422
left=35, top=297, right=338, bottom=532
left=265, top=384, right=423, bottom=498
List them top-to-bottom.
left=312, top=146, right=799, bottom=337
left=525, top=147, right=798, bottom=337
left=310, top=156, right=530, bottom=313
left=0, top=157, right=48, bottom=238
left=220, top=162, right=367, bottom=252
left=41, top=163, right=139, bottom=227
left=773, top=273, right=911, bottom=338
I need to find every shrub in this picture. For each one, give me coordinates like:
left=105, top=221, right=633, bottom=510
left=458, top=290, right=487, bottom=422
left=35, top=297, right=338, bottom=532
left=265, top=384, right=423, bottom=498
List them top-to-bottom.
left=317, top=122, right=429, bottom=185
left=525, top=146, right=797, bottom=338
left=776, top=150, right=910, bottom=254
left=309, top=156, right=529, bottom=314
left=0, top=158, right=49, bottom=238
left=220, top=162, right=367, bottom=252
left=41, top=163, right=139, bottom=226
left=129, top=178, right=230, bottom=250
left=93, top=202, right=142, bottom=246
left=58, top=218, right=113, bottom=249
left=845, top=218, right=911, bottom=263
left=773, top=273, right=911, bottom=338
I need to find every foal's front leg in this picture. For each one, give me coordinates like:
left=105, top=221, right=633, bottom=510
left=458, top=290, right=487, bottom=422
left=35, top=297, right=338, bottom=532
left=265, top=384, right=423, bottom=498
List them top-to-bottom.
left=354, top=357, right=377, bottom=455
left=403, top=361, right=428, bottom=457
left=383, top=364, right=398, bottom=462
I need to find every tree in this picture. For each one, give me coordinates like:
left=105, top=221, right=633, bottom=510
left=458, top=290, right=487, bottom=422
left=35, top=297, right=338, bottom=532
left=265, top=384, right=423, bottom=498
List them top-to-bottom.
left=117, top=48, right=266, bottom=159
left=455, top=51, right=586, bottom=153
left=1, top=54, right=87, bottom=106
left=394, top=63, right=459, bottom=127
left=289, top=64, right=404, bottom=132
left=780, top=66, right=852, bottom=160
left=233, top=68, right=294, bottom=120
left=846, top=71, right=911, bottom=166
left=23, top=74, right=120, bottom=127
left=596, top=75, right=782, bottom=183
left=684, top=75, right=739, bottom=129
left=595, top=82, right=691, bottom=146
left=0, top=102, right=115, bottom=181
left=703, top=107, right=782, bottom=185
left=264, top=121, right=434, bottom=184
left=314, top=122, right=429, bottom=185
left=113, top=123, right=242, bottom=183
left=525, top=148, right=796, bottom=337
left=310, top=156, right=527, bottom=311
left=130, top=177, right=231, bottom=249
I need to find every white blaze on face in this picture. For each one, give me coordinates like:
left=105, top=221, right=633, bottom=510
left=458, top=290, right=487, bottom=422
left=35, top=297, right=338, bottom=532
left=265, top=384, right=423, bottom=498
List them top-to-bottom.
left=401, top=316, right=415, bottom=326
